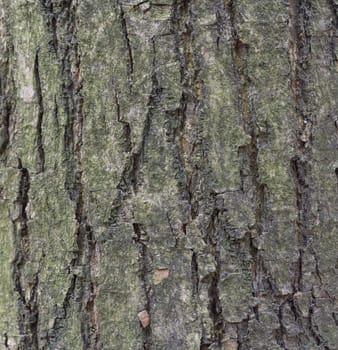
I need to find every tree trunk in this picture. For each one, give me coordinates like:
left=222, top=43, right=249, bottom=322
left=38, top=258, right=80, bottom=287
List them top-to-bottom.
left=0, top=0, right=337, bottom=349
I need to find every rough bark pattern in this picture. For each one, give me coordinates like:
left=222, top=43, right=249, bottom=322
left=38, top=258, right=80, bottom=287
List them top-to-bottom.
left=0, top=0, right=337, bottom=349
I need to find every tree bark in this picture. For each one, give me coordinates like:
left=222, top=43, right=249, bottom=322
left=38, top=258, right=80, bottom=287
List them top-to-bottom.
left=0, top=0, right=337, bottom=349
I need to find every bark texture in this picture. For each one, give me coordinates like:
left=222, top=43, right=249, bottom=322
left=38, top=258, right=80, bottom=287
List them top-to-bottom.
left=0, top=0, right=337, bottom=349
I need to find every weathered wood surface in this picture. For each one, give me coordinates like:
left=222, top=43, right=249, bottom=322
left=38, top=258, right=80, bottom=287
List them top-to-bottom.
left=0, top=0, right=337, bottom=349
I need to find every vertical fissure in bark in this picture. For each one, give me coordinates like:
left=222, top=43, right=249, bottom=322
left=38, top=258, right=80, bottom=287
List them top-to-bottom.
left=40, top=0, right=58, bottom=54
left=171, top=0, right=202, bottom=222
left=228, top=0, right=267, bottom=303
left=288, top=0, right=316, bottom=290
left=288, top=0, right=313, bottom=150
left=326, top=0, right=338, bottom=67
left=172, top=1, right=226, bottom=346
left=326, top=1, right=338, bottom=140
left=40, top=2, right=100, bottom=348
left=57, top=2, right=77, bottom=197
left=118, top=2, right=134, bottom=86
left=287, top=2, right=327, bottom=348
left=0, top=8, right=14, bottom=157
left=70, top=27, right=100, bottom=350
left=112, top=37, right=159, bottom=201
left=109, top=38, right=160, bottom=348
left=129, top=40, right=162, bottom=348
left=33, top=48, right=45, bottom=173
left=130, top=73, right=156, bottom=193
left=114, top=86, right=132, bottom=153
left=0, top=89, right=11, bottom=156
left=53, top=95, right=60, bottom=134
left=290, top=156, right=309, bottom=292
left=12, top=160, right=40, bottom=350
left=206, top=206, right=225, bottom=346
left=166, top=211, right=179, bottom=248
left=77, top=223, right=100, bottom=350
left=132, top=223, right=152, bottom=350
left=191, top=251, right=199, bottom=297
left=47, top=274, right=77, bottom=347
left=308, top=289, right=330, bottom=348
left=289, top=297, right=304, bottom=346
left=276, top=300, right=287, bottom=349
left=236, top=319, right=249, bottom=350
left=3, top=332, right=8, bottom=348
left=199, top=340, right=210, bottom=350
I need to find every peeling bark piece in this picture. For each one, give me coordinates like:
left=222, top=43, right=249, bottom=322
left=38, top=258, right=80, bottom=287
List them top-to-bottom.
left=153, top=268, right=169, bottom=285
left=138, top=310, right=150, bottom=328
left=224, top=339, right=238, bottom=350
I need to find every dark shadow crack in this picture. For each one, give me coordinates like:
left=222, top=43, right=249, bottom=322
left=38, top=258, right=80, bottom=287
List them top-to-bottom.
left=40, top=0, right=59, bottom=54
left=170, top=0, right=202, bottom=223
left=227, top=0, right=268, bottom=306
left=288, top=0, right=314, bottom=148
left=326, top=0, right=338, bottom=67
left=40, top=2, right=100, bottom=348
left=118, top=2, right=134, bottom=88
left=287, top=5, right=324, bottom=348
left=0, top=10, right=15, bottom=158
left=108, top=37, right=161, bottom=225
left=107, top=38, right=160, bottom=350
left=33, top=47, right=45, bottom=173
left=114, top=85, right=132, bottom=153
left=53, top=95, right=60, bottom=134
left=290, top=155, right=311, bottom=293
left=11, top=160, right=40, bottom=350
left=206, top=205, right=225, bottom=346
left=132, top=223, right=153, bottom=350
left=191, top=250, right=199, bottom=297
left=47, top=274, right=77, bottom=348
left=307, top=288, right=332, bottom=349
left=276, top=300, right=288, bottom=349
left=236, top=318, right=249, bottom=350
left=3, top=332, right=8, bottom=348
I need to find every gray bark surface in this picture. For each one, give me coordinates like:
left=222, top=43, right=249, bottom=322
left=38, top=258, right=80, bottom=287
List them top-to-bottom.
left=0, top=0, right=337, bottom=349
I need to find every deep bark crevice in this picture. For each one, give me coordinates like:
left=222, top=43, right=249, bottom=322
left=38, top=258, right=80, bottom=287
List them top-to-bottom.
left=40, top=0, right=59, bottom=54
left=170, top=0, right=202, bottom=223
left=227, top=0, right=269, bottom=306
left=288, top=0, right=313, bottom=143
left=326, top=0, right=338, bottom=68
left=40, top=2, right=100, bottom=348
left=118, top=2, right=134, bottom=88
left=171, top=2, right=227, bottom=346
left=287, top=3, right=325, bottom=348
left=0, top=10, right=15, bottom=158
left=108, top=36, right=160, bottom=350
left=109, top=38, right=160, bottom=223
left=125, top=43, right=161, bottom=346
left=33, top=48, right=45, bottom=173
left=114, top=86, right=132, bottom=153
left=53, top=95, right=60, bottom=134
left=290, top=156, right=310, bottom=293
left=12, top=161, right=40, bottom=350
left=206, top=206, right=225, bottom=346
left=132, top=223, right=153, bottom=350
left=191, top=250, right=199, bottom=297
left=47, top=274, right=77, bottom=347
left=308, top=289, right=329, bottom=349
left=276, top=300, right=287, bottom=349
left=236, top=319, right=249, bottom=350
left=3, top=332, right=8, bottom=348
